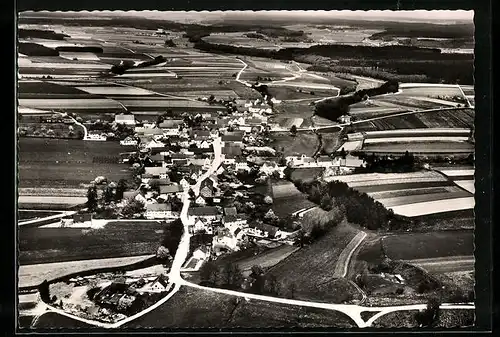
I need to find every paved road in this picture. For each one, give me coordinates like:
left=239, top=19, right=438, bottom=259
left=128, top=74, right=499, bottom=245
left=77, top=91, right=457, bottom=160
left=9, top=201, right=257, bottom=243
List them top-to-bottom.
left=18, top=211, right=76, bottom=227
left=333, top=231, right=367, bottom=278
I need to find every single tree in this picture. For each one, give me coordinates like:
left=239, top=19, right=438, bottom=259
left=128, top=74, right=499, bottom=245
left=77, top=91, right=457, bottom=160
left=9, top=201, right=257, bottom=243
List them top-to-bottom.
left=290, top=125, right=297, bottom=136
left=115, top=179, right=127, bottom=201
left=103, top=184, right=115, bottom=204
left=86, top=186, right=98, bottom=211
left=188, top=188, right=196, bottom=199
left=122, top=199, right=146, bottom=218
left=156, top=245, right=171, bottom=261
left=200, top=261, right=220, bottom=286
left=289, top=282, right=297, bottom=299
left=415, top=296, right=441, bottom=327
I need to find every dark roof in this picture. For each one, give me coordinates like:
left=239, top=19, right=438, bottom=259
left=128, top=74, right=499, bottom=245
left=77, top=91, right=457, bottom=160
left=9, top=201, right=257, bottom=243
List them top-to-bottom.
left=193, top=130, right=211, bottom=138
left=222, top=134, right=243, bottom=142
left=222, top=146, right=242, bottom=156
left=150, top=147, right=169, bottom=154
left=192, top=147, right=213, bottom=154
left=171, top=153, right=188, bottom=159
left=150, top=154, right=164, bottom=162
left=148, top=178, right=171, bottom=186
left=249, top=180, right=273, bottom=197
left=159, top=184, right=182, bottom=194
left=146, top=203, right=171, bottom=211
left=189, top=206, right=219, bottom=216
left=254, top=222, right=279, bottom=237
left=152, top=274, right=169, bottom=288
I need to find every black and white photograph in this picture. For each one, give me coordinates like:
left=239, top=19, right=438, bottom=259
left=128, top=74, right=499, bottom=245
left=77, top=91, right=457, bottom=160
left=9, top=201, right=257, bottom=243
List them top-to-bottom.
left=17, top=10, right=477, bottom=330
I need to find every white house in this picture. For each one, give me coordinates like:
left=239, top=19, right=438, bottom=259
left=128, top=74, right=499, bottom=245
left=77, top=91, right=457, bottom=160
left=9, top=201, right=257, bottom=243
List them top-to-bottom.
left=115, top=114, right=136, bottom=125
left=86, top=133, right=107, bottom=141
left=120, top=137, right=138, bottom=146
left=146, top=139, right=165, bottom=149
left=199, top=140, right=211, bottom=149
left=235, top=158, right=251, bottom=171
left=179, top=178, right=190, bottom=191
left=134, top=193, right=148, bottom=205
left=195, top=195, right=206, bottom=206
left=145, top=203, right=172, bottom=219
left=223, top=214, right=248, bottom=228
left=193, top=218, right=212, bottom=234
left=213, top=234, right=239, bottom=252
left=193, top=246, right=211, bottom=260
left=146, top=275, right=170, bottom=292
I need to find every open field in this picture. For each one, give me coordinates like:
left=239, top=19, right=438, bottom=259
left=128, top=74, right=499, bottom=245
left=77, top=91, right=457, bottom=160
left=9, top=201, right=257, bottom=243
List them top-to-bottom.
left=18, top=98, right=125, bottom=110
left=349, top=108, right=474, bottom=132
left=270, top=132, right=319, bottom=157
left=18, top=138, right=132, bottom=189
left=360, top=140, right=474, bottom=154
left=289, top=167, right=325, bottom=183
left=327, top=171, right=474, bottom=217
left=19, top=221, right=166, bottom=265
left=267, top=221, right=360, bottom=303
left=382, top=231, right=473, bottom=261
left=232, top=244, right=299, bottom=274
left=19, top=255, right=153, bottom=289
left=406, top=256, right=474, bottom=274
left=124, top=287, right=356, bottom=328
left=372, top=309, right=474, bottom=328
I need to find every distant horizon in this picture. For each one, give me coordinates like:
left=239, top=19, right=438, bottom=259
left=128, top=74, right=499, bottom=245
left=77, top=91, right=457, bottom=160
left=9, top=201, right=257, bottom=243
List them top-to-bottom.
left=19, top=10, right=474, bottom=25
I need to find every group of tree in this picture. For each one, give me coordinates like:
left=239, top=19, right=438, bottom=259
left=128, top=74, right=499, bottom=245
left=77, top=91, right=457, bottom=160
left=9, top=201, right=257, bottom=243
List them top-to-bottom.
left=355, top=151, right=419, bottom=173
left=295, top=179, right=402, bottom=231
left=160, top=218, right=184, bottom=257
left=199, top=261, right=244, bottom=290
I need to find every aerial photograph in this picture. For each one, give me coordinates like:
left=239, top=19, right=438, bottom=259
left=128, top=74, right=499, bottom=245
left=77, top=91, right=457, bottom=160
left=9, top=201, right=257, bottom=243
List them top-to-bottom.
left=17, top=10, right=475, bottom=330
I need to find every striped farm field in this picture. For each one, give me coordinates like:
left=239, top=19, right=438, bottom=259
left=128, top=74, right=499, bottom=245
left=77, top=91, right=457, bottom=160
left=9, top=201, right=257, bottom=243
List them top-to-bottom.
left=74, top=86, right=156, bottom=96
left=18, top=98, right=125, bottom=110
left=363, top=136, right=470, bottom=144
left=360, top=141, right=473, bottom=154
left=327, top=171, right=447, bottom=187
left=453, top=180, right=475, bottom=194
left=367, top=185, right=460, bottom=200
left=377, top=190, right=472, bottom=208
left=389, top=197, right=475, bottom=217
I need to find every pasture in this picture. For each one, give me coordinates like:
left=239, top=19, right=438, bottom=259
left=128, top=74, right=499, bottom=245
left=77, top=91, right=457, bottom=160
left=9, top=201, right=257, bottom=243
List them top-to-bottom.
left=270, top=132, right=319, bottom=157
left=18, top=138, right=132, bottom=189
left=18, top=221, right=167, bottom=265
left=267, top=221, right=361, bottom=303
left=381, top=231, right=473, bottom=261
left=18, top=255, right=153, bottom=289
left=124, top=287, right=356, bottom=328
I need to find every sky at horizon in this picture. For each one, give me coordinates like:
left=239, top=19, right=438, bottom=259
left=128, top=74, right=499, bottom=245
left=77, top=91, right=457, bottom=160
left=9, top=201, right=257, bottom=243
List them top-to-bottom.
left=20, top=10, right=474, bottom=24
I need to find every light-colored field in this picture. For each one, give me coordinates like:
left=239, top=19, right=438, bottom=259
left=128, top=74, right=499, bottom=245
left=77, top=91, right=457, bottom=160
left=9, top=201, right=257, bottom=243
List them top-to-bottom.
left=59, top=52, right=101, bottom=61
left=19, top=59, right=110, bottom=70
left=74, top=86, right=155, bottom=96
left=18, top=98, right=124, bottom=109
left=18, top=106, right=53, bottom=114
left=363, top=128, right=471, bottom=138
left=363, top=136, right=470, bottom=144
left=361, top=141, right=473, bottom=154
left=437, top=169, right=475, bottom=177
left=328, top=171, right=446, bottom=185
left=453, top=180, right=475, bottom=194
left=272, top=181, right=302, bottom=198
left=367, top=185, right=459, bottom=200
left=19, top=187, right=86, bottom=197
left=377, top=190, right=472, bottom=208
left=18, top=195, right=87, bottom=205
left=388, top=196, right=475, bottom=217
left=18, top=255, right=154, bottom=288
left=406, top=256, right=474, bottom=273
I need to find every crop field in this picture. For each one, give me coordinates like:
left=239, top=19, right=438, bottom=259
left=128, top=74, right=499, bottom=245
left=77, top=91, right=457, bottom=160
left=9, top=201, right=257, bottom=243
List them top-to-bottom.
left=398, top=84, right=464, bottom=97
left=18, top=97, right=125, bottom=110
left=270, top=132, right=319, bottom=157
left=18, top=138, right=132, bottom=189
left=360, top=140, right=474, bottom=154
left=327, top=171, right=474, bottom=217
left=273, top=195, right=316, bottom=218
left=18, top=210, right=63, bottom=221
left=18, top=221, right=166, bottom=265
left=268, top=221, right=360, bottom=303
left=382, top=230, right=473, bottom=261
left=232, top=244, right=300, bottom=274
left=18, top=255, right=153, bottom=289
left=406, top=256, right=475, bottom=274
left=124, top=287, right=356, bottom=328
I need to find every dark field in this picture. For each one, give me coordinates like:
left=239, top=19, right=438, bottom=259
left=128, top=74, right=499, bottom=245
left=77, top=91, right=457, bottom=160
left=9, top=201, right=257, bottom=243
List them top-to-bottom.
left=18, top=81, right=92, bottom=95
left=350, top=108, right=474, bottom=132
left=270, top=132, right=319, bottom=157
left=18, top=138, right=132, bottom=188
left=289, top=167, right=325, bottom=183
left=272, top=195, right=315, bottom=218
left=18, top=210, right=62, bottom=221
left=18, top=221, right=167, bottom=265
left=267, top=221, right=360, bottom=303
left=382, top=230, right=473, bottom=261
left=124, top=287, right=356, bottom=328
left=30, top=312, right=97, bottom=329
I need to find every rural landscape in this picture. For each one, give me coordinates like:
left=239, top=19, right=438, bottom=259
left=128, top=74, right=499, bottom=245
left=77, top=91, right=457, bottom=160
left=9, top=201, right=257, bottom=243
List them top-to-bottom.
left=17, top=10, right=475, bottom=330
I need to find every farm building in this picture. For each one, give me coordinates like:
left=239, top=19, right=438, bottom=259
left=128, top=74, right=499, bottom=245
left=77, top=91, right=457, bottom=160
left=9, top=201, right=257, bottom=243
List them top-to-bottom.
left=115, top=114, right=136, bottom=125
left=144, top=167, right=169, bottom=179
left=159, top=184, right=183, bottom=198
left=145, top=203, right=172, bottom=219
left=188, top=206, right=220, bottom=222
left=193, top=246, right=211, bottom=260
left=146, top=274, right=170, bottom=293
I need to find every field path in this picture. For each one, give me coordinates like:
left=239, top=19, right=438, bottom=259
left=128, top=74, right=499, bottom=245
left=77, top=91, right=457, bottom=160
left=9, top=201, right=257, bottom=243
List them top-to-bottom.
left=333, top=231, right=367, bottom=278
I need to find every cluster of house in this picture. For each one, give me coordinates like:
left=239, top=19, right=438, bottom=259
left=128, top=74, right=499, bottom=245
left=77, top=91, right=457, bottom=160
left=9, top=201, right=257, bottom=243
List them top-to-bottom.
left=286, top=154, right=365, bottom=173
left=187, top=204, right=296, bottom=256
left=92, top=275, right=171, bottom=314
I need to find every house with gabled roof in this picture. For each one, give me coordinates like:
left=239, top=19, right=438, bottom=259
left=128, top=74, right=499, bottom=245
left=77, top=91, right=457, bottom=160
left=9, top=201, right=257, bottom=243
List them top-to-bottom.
left=115, top=113, right=137, bottom=125
left=221, top=134, right=243, bottom=147
left=235, top=157, right=251, bottom=171
left=144, top=167, right=169, bottom=179
left=159, top=184, right=183, bottom=198
left=195, top=195, right=207, bottom=206
left=145, top=203, right=172, bottom=219
left=188, top=206, right=219, bottom=222
left=223, top=214, right=248, bottom=228
left=192, top=218, right=212, bottom=234
left=193, top=245, right=211, bottom=260
left=146, top=274, right=170, bottom=293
